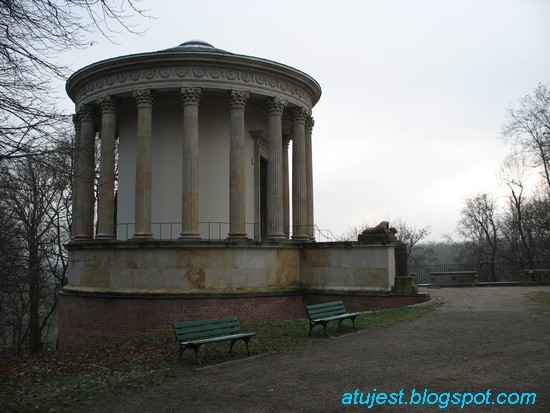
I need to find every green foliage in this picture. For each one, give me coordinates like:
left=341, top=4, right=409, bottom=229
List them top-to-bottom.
left=529, top=292, right=550, bottom=321
left=0, top=303, right=436, bottom=411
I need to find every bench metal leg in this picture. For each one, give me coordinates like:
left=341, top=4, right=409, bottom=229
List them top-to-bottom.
left=337, top=317, right=357, bottom=332
left=310, top=322, right=330, bottom=337
left=322, top=322, right=329, bottom=338
left=229, top=337, right=253, bottom=356
left=180, top=344, right=202, bottom=366
left=192, top=345, right=202, bottom=366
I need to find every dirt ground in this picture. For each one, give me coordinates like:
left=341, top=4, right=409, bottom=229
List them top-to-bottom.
left=75, top=286, right=550, bottom=412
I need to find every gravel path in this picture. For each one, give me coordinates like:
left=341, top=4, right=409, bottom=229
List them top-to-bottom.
left=76, top=286, right=550, bottom=412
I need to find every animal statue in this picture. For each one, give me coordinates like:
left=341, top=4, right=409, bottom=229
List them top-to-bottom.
left=361, top=221, right=398, bottom=236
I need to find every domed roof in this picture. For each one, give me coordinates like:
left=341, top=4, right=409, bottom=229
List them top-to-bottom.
left=67, top=40, right=322, bottom=109
left=163, top=40, right=231, bottom=54
left=180, top=40, right=214, bottom=48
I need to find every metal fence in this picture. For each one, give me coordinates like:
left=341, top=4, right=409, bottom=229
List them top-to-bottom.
left=115, top=222, right=337, bottom=242
left=409, top=262, right=527, bottom=285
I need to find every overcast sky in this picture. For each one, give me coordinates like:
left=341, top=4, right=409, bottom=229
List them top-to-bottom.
left=59, top=0, right=550, bottom=241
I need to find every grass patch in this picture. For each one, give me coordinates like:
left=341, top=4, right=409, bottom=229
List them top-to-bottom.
left=529, top=292, right=550, bottom=321
left=0, top=301, right=437, bottom=412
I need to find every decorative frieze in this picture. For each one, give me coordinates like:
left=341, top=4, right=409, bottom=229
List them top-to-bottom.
left=72, top=66, right=314, bottom=109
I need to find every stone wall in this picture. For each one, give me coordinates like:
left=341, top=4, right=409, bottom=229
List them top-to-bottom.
left=58, top=240, right=417, bottom=348
left=65, top=241, right=395, bottom=294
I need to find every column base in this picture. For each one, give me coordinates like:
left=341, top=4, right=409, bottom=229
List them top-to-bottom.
left=264, top=233, right=286, bottom=242
left=96, top=234, right=116, bottom=240
left=227, top=234, right=251, bottom=242
left=72, top=235, right=93, bottom=241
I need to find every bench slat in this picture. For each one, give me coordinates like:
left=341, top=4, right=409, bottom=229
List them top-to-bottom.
left=306, top=300, right=345, bottom=310
left=313, top=312, right=361, bottom=323
left=173, top=316, right=237, bottom=329
left=174, top=325, right=242, bottom=341
left=179, top=332, right=255, bottom=346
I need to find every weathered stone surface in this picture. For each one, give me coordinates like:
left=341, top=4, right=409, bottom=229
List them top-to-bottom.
left=64, top=242, right=396, bottom=294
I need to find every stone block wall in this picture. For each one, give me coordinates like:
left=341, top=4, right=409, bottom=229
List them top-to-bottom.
left=58, top=240, right=420, bottom=348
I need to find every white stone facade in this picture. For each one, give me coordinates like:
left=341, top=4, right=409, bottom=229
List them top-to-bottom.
left=65, top=40, right=397, bottom=297
left=67, top=41, right=320, bottom=242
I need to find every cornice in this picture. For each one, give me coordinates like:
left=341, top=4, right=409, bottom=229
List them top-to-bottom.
left=67, top=54, right=321, bottom=112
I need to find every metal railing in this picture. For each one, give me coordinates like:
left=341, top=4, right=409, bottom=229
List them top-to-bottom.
left=115, top=222, right=337, bottom=242
left=408, top=262, right=547, bottom=285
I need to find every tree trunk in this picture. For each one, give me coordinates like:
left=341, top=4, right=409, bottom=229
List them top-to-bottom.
left=28, top=233, right=41, bottom=353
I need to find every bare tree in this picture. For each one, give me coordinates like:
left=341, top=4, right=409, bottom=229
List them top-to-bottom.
left=0, top=0, right=147, bottom=161
left=502, top=83, right=550, bottom=189
left=0, top=138, right=72, bottom=353
left=498, top=153, right=536, bottom=267
left=457, top=193, right=500, bottom=280
left=392, top=218, right=433, bottom=264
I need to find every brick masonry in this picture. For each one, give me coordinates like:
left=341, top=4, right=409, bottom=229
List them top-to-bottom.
left=57, top=291, right=428, bottom=348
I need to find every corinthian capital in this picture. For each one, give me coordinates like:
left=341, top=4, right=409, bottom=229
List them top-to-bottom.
left=181, top=87, right=202, bottom=105
left=133, top=89, right=154, bottom=107
left=227, top=90, right=250, bottom=108
left=97, top=95, right=117, bottom=113
left=265, top=96, right=287, bottom=115
left=78, top=104, right=95, bottom=122
left=291, top=107, right=308, bottom=123
left=72, top=113, right=81, bottom=132
left=305, top=116, right=315, bottom=133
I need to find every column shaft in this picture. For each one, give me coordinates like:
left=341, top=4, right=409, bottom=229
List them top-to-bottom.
left=180, top=87, right=201, bottom=240
left=133, top=89, right=154, bottom=239
left=227, top=90, right=249, bottom=240
left=96, top=96, right=117, bottom=239
left=265, top=97, right=287, bottom=240
left=74, top=105, right=95, bottom=240
left=291, top=107, right=308, bottom=241
left=71, top=114, right=81, bottom=240
left=305, top=116, right=315, bottom=240
left=282, top=134, right=291, bottom=239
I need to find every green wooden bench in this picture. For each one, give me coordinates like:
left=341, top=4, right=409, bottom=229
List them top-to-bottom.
left=306, top=300, right=361, bottom=337
left=172, top=316, right=256, bottom=366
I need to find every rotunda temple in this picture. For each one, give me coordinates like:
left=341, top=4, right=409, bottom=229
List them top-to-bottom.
left=58, top=41, right=418, bottom=348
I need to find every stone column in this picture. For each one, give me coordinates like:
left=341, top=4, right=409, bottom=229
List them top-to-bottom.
left=180, top=87, right=202, bottom=240
left=132, top=89, right=154, bottom=239
left=227, top=90, right=250, bottom=241
left=96, top=95, right=117, bottom=239
left=265, top=97, right=287, bottom=241
left=74, top=104, right=95, bottom=240
left=291, top=107, right=309, bottom=241
left=70, top=114, right=81, bottom=240
left=305, top=116, right=315, bottom=240
left=282, top=134, right=291, bottom=239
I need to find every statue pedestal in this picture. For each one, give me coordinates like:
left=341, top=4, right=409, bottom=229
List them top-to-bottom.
left=357, top=234, right=396, bottom=245
left=393, top=275, right=418, bottom=295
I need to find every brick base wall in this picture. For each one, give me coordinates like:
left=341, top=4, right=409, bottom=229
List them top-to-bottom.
left=57, top=291, right=429, bottom=348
